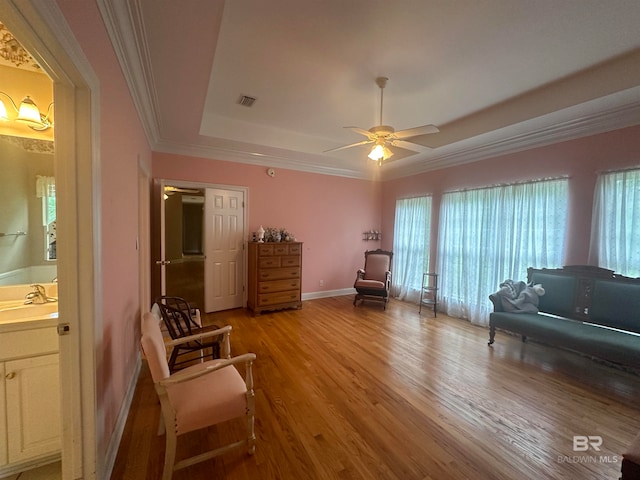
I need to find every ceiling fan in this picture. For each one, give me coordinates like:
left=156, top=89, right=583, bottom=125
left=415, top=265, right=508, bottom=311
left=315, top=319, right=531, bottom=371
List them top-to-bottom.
left=325, top=76, right=439, bottom=165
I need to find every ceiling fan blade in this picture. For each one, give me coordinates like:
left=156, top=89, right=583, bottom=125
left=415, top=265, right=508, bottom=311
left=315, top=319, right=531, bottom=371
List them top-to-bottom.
left=394, top=124, right=440, bottom=139
left=344, top=126, right=374, bottom=138
left=324, top=139, right=374, bottom=153
left=392, top=140, right=432, bottom=152
left=376, top=145, right=415, bottom=164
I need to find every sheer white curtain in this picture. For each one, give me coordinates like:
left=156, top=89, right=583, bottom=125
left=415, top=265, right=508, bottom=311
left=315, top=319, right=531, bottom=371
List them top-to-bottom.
left=589, top=168, right=640, bottom=277
left=35, top=175, right=55, bottom=199
left=437, top=178, right=568, bottom=326
left=392, top=196, right=431, bottom=303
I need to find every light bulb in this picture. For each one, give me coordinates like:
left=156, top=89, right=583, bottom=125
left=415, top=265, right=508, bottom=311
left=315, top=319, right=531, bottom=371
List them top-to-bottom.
left=368, top=144, right=384, bottom=161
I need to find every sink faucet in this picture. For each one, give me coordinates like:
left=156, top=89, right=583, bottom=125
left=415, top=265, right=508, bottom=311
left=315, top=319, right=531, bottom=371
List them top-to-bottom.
left=25, top=284, right=48, bottom=304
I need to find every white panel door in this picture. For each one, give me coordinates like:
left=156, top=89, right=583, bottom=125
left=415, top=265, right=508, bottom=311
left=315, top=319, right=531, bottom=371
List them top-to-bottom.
left=204, top=188, right=245, bottom=312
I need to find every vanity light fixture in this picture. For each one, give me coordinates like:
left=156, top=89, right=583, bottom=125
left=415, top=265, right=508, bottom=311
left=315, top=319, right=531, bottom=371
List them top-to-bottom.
left=0, top=92, right=53, bottom=131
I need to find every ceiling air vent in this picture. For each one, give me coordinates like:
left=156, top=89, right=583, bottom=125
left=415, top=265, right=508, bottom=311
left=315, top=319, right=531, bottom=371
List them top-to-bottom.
left=237, top=95, right=256, bottom=107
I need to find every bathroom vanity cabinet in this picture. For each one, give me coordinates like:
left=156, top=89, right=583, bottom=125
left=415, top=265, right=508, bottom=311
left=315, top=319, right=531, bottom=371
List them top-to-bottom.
left=0, top=321, right=60, bottom=473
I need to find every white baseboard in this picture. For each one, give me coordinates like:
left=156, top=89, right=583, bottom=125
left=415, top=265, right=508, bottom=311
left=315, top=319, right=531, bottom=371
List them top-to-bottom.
left=302, top=288, right=355, bottom=301
left=103, top=352, right=141, bottom=479
left=0, top=452, right=60, bottom=479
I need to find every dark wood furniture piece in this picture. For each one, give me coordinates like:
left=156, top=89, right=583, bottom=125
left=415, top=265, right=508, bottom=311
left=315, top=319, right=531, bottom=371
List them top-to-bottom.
left=247, top=242, right=303, bottom=314
left=353, top=249, right=393, bottom=309
left=488, top=265, right=640, bottom=369
left=419, top=272, right=438, bottom=317
left=154, top=296, right=222, bottom=372
left=622, top=431, right=640, bottom=480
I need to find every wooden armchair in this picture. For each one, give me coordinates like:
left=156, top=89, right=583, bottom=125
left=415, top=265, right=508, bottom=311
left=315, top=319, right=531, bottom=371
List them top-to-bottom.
left=353, top=249, right=393, bottom=309
left=154, top=296, right=223, bottom=372
left=140, top=312, right=256, bottom=480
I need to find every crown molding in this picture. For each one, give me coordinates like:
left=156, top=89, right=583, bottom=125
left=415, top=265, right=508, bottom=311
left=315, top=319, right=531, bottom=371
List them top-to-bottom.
left=96, top=0, right=161, bottom=145
left=96, top=0, right=640, bottom=183
left=96, top=2, right=377, bottom=181
left=381, top=91, right=640, bottom=181
left=154, top=92, right=640, bottom=182
left=153, top=139, right=375, bottom=180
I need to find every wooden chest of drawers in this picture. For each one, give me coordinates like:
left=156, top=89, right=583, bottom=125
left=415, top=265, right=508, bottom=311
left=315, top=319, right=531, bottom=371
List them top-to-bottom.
left=248, top=242, right=302, bottom=314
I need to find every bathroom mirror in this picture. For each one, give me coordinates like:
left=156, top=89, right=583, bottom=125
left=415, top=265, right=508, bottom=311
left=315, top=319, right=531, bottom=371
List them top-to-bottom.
left=0, top=31, right=55, bottom=289
left=0, top=135, right=56, bottom=286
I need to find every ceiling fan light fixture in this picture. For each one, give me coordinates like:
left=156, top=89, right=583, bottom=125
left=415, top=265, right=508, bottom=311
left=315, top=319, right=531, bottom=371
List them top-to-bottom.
left=325, top=76, right=438, bottom=163
left=368, top=142, right=394, bottom=163
left=368, top=143, right=385, bottom=161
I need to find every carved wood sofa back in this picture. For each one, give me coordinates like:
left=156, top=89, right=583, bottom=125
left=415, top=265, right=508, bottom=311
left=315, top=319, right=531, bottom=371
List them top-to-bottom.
left=527, top=265, right=640, bottom=334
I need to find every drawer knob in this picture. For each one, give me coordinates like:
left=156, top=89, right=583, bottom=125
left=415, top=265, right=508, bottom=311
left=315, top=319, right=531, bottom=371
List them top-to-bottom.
left=6, top=372, right=16, bottom=380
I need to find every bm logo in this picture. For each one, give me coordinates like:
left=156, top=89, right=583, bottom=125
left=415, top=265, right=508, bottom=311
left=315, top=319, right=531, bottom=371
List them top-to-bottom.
left=573, top=435, right=603, bottom=452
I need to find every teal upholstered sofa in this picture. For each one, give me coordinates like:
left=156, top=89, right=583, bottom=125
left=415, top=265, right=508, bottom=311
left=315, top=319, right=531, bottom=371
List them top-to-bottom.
left=488, top=265, right=640, bottom=369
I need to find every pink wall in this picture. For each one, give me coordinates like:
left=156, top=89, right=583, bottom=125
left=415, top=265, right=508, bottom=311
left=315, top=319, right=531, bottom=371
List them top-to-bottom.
left=56, top=0, right=152, bottom=468
left=46, top=2, right=640, bottom=473
left=382, top=125, right=640, bottom=270
left=153, top=153, right=382, bottom=293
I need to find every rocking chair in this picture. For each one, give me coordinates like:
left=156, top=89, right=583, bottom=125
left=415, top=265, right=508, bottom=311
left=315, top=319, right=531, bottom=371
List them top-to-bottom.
left=353, top=249, right=393, bottom=309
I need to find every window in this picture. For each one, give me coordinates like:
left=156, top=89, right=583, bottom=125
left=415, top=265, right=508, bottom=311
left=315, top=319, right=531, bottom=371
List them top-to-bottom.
left=589, top=168, right=640, bottom=277
left=36, top=175, right=56, bottom=260
left=437, top=178, right=568, bottom=326
left=392, top=196, right=431, bottom=302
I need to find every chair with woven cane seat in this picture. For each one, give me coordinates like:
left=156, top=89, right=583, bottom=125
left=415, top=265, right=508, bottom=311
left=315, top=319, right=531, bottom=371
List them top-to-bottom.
left=353, top=249, right=393, bottom=309
left=154, top=296, right=223, bottom=372
left=140, top=311, right=257, bottom=480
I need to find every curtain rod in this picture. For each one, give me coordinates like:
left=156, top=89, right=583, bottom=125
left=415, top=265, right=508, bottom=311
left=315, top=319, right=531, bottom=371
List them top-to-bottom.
left=596, top=165, right=640, bottom=175
left=444, top=175, right=569, bottom=195
left=396, top=194, right=433, bottom=201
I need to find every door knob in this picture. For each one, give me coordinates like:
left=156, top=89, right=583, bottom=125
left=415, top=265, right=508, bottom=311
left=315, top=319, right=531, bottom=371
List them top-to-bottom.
left=5, top=372, right=16, bottom=380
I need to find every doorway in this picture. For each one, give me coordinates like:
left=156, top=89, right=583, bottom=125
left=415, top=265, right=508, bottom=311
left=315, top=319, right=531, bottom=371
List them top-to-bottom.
left=0, top=3, right=98, bottom=479
left=0, top=19, right=60, bottom=480
left=156, top=181, right=247, bottom=313
left=162, top=184, right=206, bottom=309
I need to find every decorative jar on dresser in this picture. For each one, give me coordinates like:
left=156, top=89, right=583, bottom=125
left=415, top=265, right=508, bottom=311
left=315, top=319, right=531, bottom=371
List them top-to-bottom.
left=248, top=241, right=302, bottom=314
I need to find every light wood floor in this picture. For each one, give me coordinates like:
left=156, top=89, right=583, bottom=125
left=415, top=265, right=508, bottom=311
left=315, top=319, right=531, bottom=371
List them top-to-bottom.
left=112, top=296, right=640, bottom=480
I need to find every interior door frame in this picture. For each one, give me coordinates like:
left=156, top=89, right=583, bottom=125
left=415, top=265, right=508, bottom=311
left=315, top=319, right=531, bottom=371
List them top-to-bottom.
left=0, top=2, right=99, bottom=478
left=138, top=159, right=151, bottom=311
left=156, top=179, right=249, bottom=308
